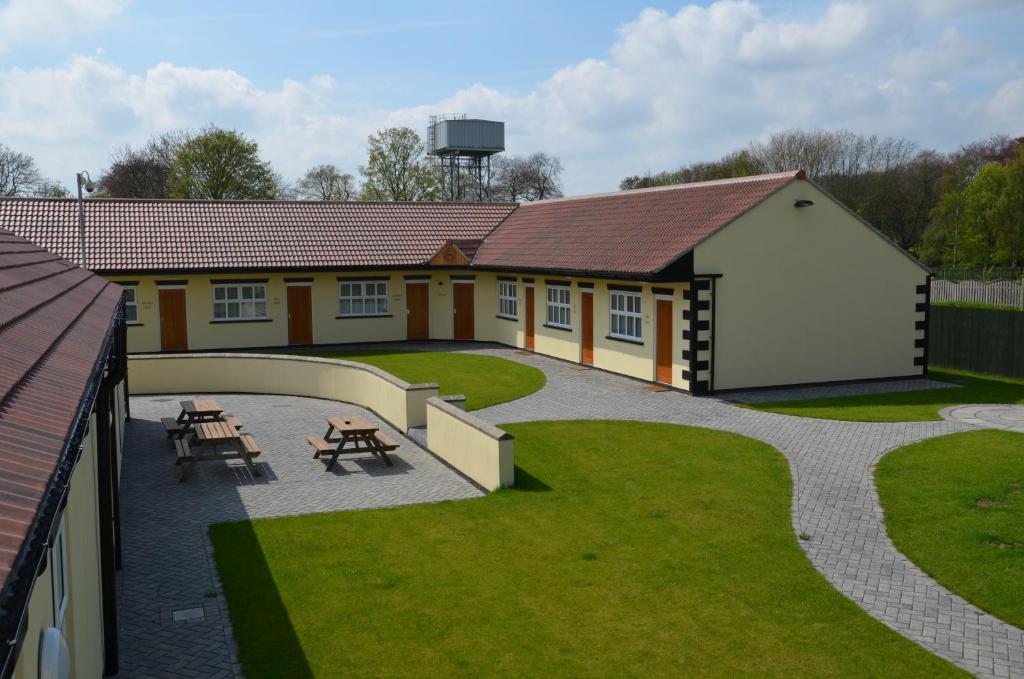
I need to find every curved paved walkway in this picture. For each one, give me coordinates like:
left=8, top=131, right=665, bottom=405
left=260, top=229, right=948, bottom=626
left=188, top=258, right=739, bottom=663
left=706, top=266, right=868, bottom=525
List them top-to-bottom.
left=463, top=346, right=1024, bottom=678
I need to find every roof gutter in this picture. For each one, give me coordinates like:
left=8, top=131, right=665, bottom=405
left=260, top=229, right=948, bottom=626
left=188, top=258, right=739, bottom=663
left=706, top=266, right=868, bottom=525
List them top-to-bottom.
left=0, top=292, right=123, bottom=679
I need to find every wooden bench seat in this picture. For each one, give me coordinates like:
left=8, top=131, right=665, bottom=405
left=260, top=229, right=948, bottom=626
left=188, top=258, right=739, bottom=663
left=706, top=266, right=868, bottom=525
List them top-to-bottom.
left=222, top=413, right=243, bottom=431
left=162, top=417, right=185, bottom=437
left=373, top=431, right=399, bottom=451
left=240, top=433, right=261, bottom=457
left=306, top=435, right=333, bottom=458
left=174, top=438, right=191, bottom=461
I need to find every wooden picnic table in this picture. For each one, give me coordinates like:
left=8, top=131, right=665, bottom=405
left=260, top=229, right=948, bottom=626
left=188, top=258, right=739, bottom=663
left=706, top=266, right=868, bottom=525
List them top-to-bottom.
left=162, top=399, right=243, bottom=442
left=307, top=415, right=398, bottom=471
left=174, top=419, right=261, bottom=482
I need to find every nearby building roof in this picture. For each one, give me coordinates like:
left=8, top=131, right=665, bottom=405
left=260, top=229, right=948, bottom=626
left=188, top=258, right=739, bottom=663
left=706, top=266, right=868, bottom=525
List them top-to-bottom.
left=471, top=171, right=804, bottom=277
left=0, top=199, right=517, bottom=274
left=0, top=229, right=121, bottom=594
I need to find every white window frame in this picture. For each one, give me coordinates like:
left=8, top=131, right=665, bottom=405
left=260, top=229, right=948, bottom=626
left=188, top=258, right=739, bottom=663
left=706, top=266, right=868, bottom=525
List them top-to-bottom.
left=338, top=279, right=390, bottom=317
left=498, top=280, right=517, bottom=320
left=213, top=282, right=268, bottom=321
left=546, top=284, right=572, bottom=329
left=123, top=285, right=139, bottom=325
left=609, top=290, right=643, bottom=341
left=51, top=517, right=68, bottom=627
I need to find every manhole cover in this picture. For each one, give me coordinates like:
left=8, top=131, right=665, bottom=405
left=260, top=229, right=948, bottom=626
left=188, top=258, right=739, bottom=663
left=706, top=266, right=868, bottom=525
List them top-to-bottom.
left=171, top=607, right=205, bottom=622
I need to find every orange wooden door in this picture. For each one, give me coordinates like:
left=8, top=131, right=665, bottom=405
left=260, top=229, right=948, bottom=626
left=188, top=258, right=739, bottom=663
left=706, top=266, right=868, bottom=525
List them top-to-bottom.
left=406, top=282, right=429, bottom=340
left=452, top=283, right=475, bottom=340
left=287, top=286, right=313, bottom=345
left=525, top=286, right=535, bottom=350
left=158, top=288, right=188, bottom=351
left=580, top=291, right=594, bottom=365
left=655, top=298, right=673, bottom=384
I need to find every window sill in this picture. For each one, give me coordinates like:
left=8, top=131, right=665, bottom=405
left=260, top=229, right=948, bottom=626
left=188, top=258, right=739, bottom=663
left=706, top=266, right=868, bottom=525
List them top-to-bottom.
left=335, top=314, right=394, bottom=320
left=496, top=314, right=518, bottom=322
left=210, top=318, right=273, bottom=324
left=543, top=323, right=573, bottom=332
left=606, top=334, right=643, bottom=346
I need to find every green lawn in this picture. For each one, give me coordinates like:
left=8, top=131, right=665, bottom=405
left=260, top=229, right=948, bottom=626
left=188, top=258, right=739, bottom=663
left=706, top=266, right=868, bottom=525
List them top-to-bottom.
left=933, top=301, right=1024, bottom=312
left=301, top=349, right=546, bottom=410
left=744, top=368, right=1024, bottom=422
left=210, top=421, right=959, bottom=678
left=876, top=430, right=1024, bottom=628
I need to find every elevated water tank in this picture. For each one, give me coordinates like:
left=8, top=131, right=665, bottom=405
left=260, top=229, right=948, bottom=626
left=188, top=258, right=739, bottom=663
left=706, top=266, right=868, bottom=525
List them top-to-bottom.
left=429, top=118, right=505, bottom=156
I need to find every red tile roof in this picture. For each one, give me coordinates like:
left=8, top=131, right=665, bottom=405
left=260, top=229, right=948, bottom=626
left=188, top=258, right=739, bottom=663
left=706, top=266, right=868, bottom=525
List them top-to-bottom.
left=471, top=171, right=803, bottom=277
left=0, top=199, right=516, bottom=273
left=0, top=229, right=121, bottom=591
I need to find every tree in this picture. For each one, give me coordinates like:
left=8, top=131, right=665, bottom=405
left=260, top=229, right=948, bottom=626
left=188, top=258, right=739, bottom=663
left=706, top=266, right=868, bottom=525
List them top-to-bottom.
left=168, top=126, right=278, bottom=200
left=359, top=127, right=440, bottom=201
left=99, top=129, right=196, bottom=198
left=0, top=143, right=42, bottom=196
left=101, top=145, right=174, bottom=198
left=524, top=152, right=563, bottom=200
left=492, top=155, right=534, bottom=202
left=296, top=164, right=357, bottom=201
left=33, top=179, right=71, bottom=197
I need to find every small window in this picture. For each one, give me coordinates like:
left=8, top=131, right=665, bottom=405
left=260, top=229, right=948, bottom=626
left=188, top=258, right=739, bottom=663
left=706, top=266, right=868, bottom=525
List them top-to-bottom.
left=339, top=280, right=389, bottom=317
left=498, top=280, right=517, bottom=319
left=213, top=283, right=268, bottom=321
left=546, top=285, right=571, bottom=329
left=123, top=286, right=139, bottom=324
left=610, top=290, right=643, bottom=341
left=51, top=517, right=68, bottom=626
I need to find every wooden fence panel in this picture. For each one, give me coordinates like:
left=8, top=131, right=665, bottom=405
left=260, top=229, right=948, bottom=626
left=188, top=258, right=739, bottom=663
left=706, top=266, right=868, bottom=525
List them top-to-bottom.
left=929, top=306, right=1024, bottom=378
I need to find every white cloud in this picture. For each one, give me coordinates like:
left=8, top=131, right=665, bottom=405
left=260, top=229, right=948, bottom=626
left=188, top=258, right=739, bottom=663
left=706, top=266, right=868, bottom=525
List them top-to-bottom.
left=0, top=0, right=1019, bottom=193
left=0, top=0, right=128, bottom=52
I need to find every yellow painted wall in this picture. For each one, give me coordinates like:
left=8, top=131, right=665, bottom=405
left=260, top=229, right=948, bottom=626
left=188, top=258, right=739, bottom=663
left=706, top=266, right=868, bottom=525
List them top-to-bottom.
left=694, top=180, right=928, bottom=390
left=113, top=270, right=478, bottom=353
left=128, top=353, right=440, bottom=431
left=13, top=395, right=120, bottom=679
left=426, top=397, right=514, bottom=490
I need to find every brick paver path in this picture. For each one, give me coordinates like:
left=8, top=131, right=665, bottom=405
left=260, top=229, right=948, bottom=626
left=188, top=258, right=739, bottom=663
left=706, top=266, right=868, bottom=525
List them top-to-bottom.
left=464, top=346, right=1024, bottom=678
left=117, top=393, right=481, bottom=678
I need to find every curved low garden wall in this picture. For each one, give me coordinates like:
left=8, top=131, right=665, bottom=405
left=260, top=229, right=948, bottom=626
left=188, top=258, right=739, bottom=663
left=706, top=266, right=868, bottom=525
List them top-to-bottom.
left=128, top=353, right=514, bottom=489
left=426, top=396, right=514, bottom=491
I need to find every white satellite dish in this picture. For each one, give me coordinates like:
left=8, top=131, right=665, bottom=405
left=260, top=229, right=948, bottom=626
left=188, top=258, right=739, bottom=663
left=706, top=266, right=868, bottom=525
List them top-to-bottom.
left=38, top=627, right=70, bottom=679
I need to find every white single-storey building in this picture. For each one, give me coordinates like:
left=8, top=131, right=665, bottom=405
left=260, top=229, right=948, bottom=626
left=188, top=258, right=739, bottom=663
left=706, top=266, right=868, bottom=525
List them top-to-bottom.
left=1, top=170, right=930, bottom=394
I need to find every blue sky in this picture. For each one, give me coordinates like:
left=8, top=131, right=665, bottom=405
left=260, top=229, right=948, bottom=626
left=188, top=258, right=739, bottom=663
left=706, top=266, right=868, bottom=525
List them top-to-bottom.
left=1, top=0, right=1022, bottom=194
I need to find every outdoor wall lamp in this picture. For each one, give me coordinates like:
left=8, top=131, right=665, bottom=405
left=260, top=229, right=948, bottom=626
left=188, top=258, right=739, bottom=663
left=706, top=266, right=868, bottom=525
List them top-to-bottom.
left=76, top=171, right=95, bottom=267
left=794, top=199, right=814, bottom=208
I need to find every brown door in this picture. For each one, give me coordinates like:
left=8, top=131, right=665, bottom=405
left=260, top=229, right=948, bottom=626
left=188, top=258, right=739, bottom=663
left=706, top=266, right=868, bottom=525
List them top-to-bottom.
left=406, top=282, right=429, bottom=340
left=452, top=283, right=475, bottom=340
left=287, top=286, right=313, bottom=345
left=525, top=286, right=535, bottom=350
left=158, top=288, right=188, bottom=351
left=580, top=291, right=594, bottom=365
left=655, top=298, right=673, bottom=384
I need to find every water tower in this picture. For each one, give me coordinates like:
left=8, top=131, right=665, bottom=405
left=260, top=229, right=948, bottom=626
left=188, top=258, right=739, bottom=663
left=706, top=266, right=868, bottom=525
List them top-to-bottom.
left=427, top=114, right=505, bottom=201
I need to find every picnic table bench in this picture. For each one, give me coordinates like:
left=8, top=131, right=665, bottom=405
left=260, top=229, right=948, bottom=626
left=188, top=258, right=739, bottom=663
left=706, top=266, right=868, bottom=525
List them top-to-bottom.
left=161, top=399, right=240, bottom=441
left=307, top=415, right=398, bottom=471
left=175, top=419, right=261, bottom=482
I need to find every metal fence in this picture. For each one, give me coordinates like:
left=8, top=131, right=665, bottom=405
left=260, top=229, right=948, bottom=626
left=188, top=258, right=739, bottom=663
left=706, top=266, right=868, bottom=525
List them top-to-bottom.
left=931, top=278, right=1024, bottom=310
left=930, top=306, right=1024, bottom=378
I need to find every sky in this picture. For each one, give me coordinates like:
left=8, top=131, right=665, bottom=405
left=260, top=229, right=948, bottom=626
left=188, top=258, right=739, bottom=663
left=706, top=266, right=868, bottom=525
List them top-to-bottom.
left=0, top=0, right=1022, bottom=195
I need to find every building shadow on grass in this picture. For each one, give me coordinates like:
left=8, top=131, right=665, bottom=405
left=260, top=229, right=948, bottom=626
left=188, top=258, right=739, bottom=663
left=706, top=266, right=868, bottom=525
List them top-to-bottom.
left=512, top=465, right=552, bottom=492
left=208, top=520, right=315, bottom=679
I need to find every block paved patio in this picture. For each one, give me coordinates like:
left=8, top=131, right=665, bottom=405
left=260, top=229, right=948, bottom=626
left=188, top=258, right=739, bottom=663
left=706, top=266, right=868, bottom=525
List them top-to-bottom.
left=115, top=343, right=1024, bottom=678
left=116, top=393, right=481, bottom=678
